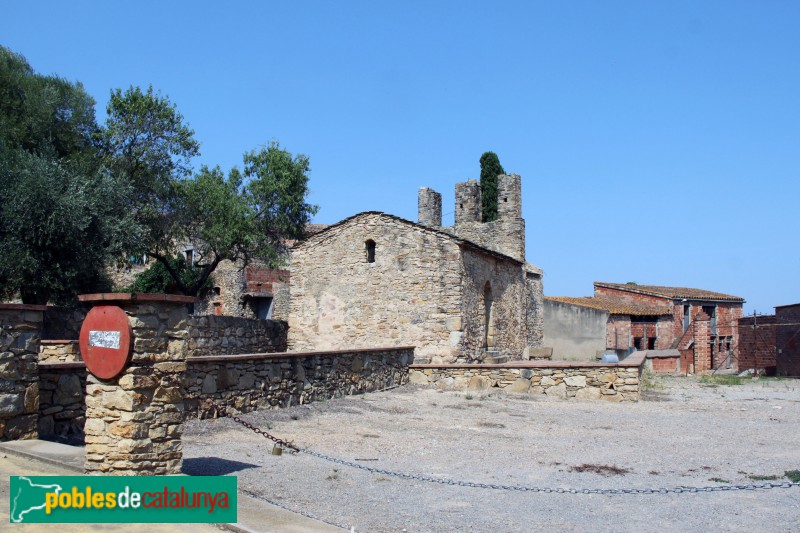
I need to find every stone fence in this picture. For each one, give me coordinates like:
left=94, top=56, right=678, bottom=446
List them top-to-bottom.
left=0, top=304, right=45, bottom=441
left=186, top=315, right=287, bottom=357
left=39, top=340, right=81, bottom=363
left=184, top=346, right=414, bottom=418
left=408, top=351, right=646, bottom=402
left=38, top=362, right=87, bottom=440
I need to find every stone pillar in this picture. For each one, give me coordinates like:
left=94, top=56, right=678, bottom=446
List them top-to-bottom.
left=496, top=174, right=526, bottom=261
left=454, top=180, right=481, bottom=225
left=417, top=187, right=442, bottom=227
left=79, top=294, right=194, bottom=475
left=0, top=304, right=45, bottom=441
left=693, top=311, right=711, bottom=373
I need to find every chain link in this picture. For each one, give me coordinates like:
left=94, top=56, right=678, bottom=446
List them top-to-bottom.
left=231, top=416, right=800, bottom=495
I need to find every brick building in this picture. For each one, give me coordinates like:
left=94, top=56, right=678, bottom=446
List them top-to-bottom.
left=288, top=174, right=544, bottom=364
left=593, top=283, right=744, bottom=372
left=544, top=296, right=673, bottom=359
left=776, top=303, right=800, bottom=377
left=738, top=314, right=777, bottom=375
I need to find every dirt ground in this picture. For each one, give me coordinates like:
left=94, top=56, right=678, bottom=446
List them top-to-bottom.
left=183, top=375, right=800, bottom=532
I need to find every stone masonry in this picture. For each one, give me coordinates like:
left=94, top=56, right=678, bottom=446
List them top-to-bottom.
left=290, top=174, right=543, bottom=363
left=289, top=212, right=538, bottom=363
left=80, top=294, right=194, bottom=475
left=0, top=304, right=45, bottom=441
left=184, top=347, right=413, bottom=418
left=408, top=351, right=646, bottom=402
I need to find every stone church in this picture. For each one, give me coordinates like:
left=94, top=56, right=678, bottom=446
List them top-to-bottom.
left=288, top=174, right=544, bottom=364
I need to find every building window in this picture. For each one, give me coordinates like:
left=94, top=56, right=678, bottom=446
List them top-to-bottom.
left=365, top=240, right=376, bottom=263
left=185, top=248, right=194, bottom=265
left=213, top=286, right=221, bottom=296
left=254, top=298, right=273, bottom=320
left=633, top=337, right=643, bottom=350
left=647, top=337, right=656, bottom=350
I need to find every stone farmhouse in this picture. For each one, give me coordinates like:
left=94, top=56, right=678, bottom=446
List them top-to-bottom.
left=288, top=174, right=544, bottom=364
left=545, top=282, right=745, bottom=373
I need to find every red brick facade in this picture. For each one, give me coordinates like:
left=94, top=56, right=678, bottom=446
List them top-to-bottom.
left=594, top=283, right=744, bottom=373
left=776, top=304, right=800, bottom=377
left=738, top=314, right=776, bottom=373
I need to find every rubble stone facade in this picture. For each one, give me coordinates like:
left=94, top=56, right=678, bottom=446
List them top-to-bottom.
left=289, top=175, right=543, bottom=363
left=0, top=304, right=44, bottom=441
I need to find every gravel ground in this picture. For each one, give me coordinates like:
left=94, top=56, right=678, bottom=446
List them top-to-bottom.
left=183, top=375, right=800, bottom=532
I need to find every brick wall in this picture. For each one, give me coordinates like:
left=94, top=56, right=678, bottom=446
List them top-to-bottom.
left=776, top=304, right=800, bottom=377
left=737, top=315, right=776, bottom=372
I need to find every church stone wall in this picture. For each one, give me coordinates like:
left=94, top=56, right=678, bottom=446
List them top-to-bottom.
left=289, top=213, right=463, bottom=362
left=459, top=248, right=527, bottom=361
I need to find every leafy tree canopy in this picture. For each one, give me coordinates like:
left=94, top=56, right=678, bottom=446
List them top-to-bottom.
left=0, top=47, right=133, bottom=304
left=102, top=86, right=319, bottom=297
left=479, top=151, right=505, bottom=222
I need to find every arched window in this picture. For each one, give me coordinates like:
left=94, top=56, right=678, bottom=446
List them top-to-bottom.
left=365, top=240, right=376, bottom=263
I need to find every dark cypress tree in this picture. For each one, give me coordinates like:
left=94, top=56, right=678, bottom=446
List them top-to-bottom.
left=479, top=151, right=505, bottom=222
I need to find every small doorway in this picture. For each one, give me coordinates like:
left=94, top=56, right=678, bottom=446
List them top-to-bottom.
left=483, top=282, right=494, bottom=350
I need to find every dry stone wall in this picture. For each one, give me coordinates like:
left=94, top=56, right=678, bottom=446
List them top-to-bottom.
left=459, top=248, right=526, bottom=361
left=81, top=294, right=193, bottom=475
left=0, top=305, right=44, bottom=441
left=187, top=315, right=287, bottom=357
left=39, top=340, right=81, bottom=363
left=184, top=347, right=413, bottom=418
left=408, top=353, right=645, bottom=402
left=38, top=362, right=86, bottom=440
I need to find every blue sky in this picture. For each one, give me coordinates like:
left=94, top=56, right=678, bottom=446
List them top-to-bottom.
left=3, top=1, right=798, bottom=314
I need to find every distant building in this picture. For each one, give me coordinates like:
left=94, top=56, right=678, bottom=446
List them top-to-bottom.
left=545, top=283, right=744, bottom=373
left=544, top=296, right=672, bottom=360
left=776, top=303, right=800, bottom=377
left=738, top=314, right=777, bottom=375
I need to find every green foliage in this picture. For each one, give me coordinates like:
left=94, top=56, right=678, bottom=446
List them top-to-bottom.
left=0, top=46, right=98, bottom=165
left=0, top=47, right=132, bottom=304
left=99, top=85, right=200, bottom=257
left=0, top=146, right=136, bottom=304
left=479, top=151, right=505, bottom=222
left=126, top=255, right=210, bottom=295
left=699, top=375, right=743, bottom=386
left=785, top=470, right=800, bottom=483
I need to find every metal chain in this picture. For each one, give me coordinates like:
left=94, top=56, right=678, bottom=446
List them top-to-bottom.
left=231, top=416, right=800, bottom=495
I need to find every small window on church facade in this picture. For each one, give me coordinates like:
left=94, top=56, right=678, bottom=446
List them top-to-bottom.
left=365, top=240, right=376, bottom=263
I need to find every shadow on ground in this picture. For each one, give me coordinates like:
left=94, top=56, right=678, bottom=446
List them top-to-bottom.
left=182, top=457, right=260, bottom=476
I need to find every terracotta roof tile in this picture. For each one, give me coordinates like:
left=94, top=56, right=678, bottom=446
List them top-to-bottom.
left=594, top=282, right=744, bottom=302
left=545, top=296, right=671, bottom=316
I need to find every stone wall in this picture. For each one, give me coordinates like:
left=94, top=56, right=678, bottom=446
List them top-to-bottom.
left=449, top=174, right=526, bottom=262
left=289, top=213, right=464, bottom=362
left=459, top=247, right=526, bottom=361
left=195, top=260, right=291, bottom=320
left=80, top=294, right=194, bottom=475
left=0, top=304, right=44, bottom=441
left=43, top=306, right=87, bottom=340
left=187, top=315, right=288, bottom=357
left=39, top=340, right=81, bottom=363
left=184, top=347, right=414, bottom=418
left=408, top=352, right=645, bottom=402
left=38, top=362, right=86, bottom=440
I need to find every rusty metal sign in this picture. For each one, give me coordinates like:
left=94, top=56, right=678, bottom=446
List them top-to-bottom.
left=79, top=305, right=133, bottom=380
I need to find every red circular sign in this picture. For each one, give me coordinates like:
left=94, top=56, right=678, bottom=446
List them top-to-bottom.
left=79, top=305, right=133, bottom=380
